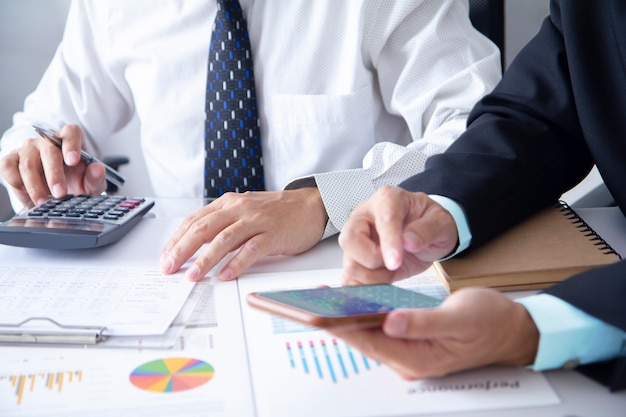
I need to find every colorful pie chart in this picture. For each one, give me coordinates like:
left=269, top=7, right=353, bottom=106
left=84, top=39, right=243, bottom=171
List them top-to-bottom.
left=129, top=357, right=215, bottom=393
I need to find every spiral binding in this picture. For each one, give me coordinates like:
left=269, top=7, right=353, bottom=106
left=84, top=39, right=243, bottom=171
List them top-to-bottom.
left=556, top=200, right=622, bottom=259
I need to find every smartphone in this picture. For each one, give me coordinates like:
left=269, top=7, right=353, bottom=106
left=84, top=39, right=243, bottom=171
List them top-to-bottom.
left=247, top=284, right=443, bottom=330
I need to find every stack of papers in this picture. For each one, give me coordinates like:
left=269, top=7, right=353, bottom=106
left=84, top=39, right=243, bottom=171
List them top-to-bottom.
left=0, top=265, right=195, bottom=343
left=0, top=267, right=562, bottom=417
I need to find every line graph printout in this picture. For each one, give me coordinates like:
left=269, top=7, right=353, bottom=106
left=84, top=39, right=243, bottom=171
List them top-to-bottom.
left=0, top=265, right=194, bottom=336
left=239, top=268, right=560, bottom=417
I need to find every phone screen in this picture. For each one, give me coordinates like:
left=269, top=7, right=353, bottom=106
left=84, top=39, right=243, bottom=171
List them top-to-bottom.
left=254, top=285, right=442, bottom=318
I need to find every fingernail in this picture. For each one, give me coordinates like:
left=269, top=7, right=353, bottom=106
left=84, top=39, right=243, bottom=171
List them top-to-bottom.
left=66, top=151, right=80, bottom=165
left=52, top=183, right=64, bottom=198
left=403, top=231, right=421, bottom=252
left=384, top=249, right=401, bottom=270
left=161, top=256, right=174, bottom=274
left=186, top=265, right=201, bottom=282
left=220, top=268, right=233, bottom=281
left=385, top=311, right=408, bottom=336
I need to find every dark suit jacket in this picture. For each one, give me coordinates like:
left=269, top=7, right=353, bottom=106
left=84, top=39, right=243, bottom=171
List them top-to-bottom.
left=400, top=0, right=626, bottom=390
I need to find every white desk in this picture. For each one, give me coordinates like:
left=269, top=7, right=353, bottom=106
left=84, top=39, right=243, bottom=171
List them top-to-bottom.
left=0, top=200, right=624, bottom=417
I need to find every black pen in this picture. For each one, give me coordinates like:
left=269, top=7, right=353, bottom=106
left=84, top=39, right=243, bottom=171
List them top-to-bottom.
left=33, top=124, right=125, bottom=189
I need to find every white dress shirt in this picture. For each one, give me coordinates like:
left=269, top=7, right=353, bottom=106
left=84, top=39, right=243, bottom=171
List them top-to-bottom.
left=0, top=0, right=501, bottom=234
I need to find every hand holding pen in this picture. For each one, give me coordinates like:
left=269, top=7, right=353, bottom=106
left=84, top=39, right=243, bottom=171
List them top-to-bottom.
left=0, top=124, right=122, bottom=207
left=33, top=125, right=125, bottom=189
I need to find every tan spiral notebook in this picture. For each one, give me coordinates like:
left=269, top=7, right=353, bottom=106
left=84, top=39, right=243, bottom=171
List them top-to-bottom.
left=433, top=201, right=622, bottom=292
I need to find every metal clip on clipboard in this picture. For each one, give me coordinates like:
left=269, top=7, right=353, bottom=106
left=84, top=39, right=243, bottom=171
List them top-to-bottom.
left=0, top=317, right=106, bottom=345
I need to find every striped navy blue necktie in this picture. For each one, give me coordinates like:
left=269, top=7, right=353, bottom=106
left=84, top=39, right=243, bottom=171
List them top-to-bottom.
left=204, top=0, right=264, bottom=198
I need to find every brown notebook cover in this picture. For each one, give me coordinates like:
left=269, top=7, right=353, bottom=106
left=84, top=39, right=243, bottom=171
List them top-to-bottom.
left=433, top=201, right=622, bottom=292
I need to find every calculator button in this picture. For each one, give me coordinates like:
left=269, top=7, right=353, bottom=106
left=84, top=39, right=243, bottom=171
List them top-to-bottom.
left=15, top=194, right=154, bottom=224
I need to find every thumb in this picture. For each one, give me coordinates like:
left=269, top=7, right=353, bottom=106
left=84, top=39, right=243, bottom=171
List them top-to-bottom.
left=383, top=308, right=456, bottom=340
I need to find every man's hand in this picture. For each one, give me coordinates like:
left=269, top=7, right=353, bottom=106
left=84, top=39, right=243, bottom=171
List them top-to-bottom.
left=0, top=124, right=106, bottom=206
left=339, top=186, right=458, bottom=285
left=160, top=187, right=328, bottom=281
left=328, top=288, right=540, bottom=380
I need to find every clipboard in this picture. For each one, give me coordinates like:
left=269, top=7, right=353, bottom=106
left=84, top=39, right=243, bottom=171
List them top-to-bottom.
left=0, top=317, right=106, bottom=345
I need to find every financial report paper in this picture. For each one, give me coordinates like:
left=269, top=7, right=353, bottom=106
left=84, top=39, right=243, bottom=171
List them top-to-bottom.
left=0, top=265, right=195, bottom=336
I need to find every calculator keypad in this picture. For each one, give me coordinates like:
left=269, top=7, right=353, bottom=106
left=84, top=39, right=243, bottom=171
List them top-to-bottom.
left=21, top=195, right=147, bottom=224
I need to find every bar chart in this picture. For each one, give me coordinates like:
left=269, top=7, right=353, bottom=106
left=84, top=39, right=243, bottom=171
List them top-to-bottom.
left=285, top=337, right=380, bottom=383
left=0, top=370, right=83, bottom=406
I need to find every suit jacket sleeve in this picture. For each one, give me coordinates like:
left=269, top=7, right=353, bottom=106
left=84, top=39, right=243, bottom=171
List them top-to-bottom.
left=398, top=0, right=626, bottom=390
left=399, top=0, right=594, bottom=247
left=401, top=0, right=626, bottom=332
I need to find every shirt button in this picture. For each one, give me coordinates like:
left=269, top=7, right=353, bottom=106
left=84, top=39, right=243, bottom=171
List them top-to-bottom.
left=562, top=359, right=580, bottom=369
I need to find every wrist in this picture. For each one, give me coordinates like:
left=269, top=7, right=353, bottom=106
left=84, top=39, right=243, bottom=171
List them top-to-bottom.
left=289, top=186, right=328, bottom=237
left=499, top=303, right=540, bottom=366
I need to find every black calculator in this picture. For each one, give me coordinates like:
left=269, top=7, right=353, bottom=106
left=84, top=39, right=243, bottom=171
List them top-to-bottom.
left=0, top=194, right=155, bottom=249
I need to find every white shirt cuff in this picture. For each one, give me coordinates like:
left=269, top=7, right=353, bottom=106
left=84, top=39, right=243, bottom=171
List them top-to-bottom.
left=313, top=168, right=377, bottom=237
left=285, top=172, right=369, bottom=240
left=427, top=195, right=471, bottom=259
left=516, top=293, right=626, bottom=371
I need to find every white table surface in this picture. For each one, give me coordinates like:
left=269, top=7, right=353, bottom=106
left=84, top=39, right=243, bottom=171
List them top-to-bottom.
left=0, top=199, right=624, bottom=417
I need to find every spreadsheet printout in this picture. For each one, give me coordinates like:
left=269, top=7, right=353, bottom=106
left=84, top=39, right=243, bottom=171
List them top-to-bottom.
left=0, top=265, right=194, bottom=336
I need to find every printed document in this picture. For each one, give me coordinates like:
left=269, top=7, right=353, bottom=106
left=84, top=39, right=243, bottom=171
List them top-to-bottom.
left=0, top=265, right=194, bottom=336
left=0, top=267, right=562, bottom=417
left=238, top=268, right=560, bottom=417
